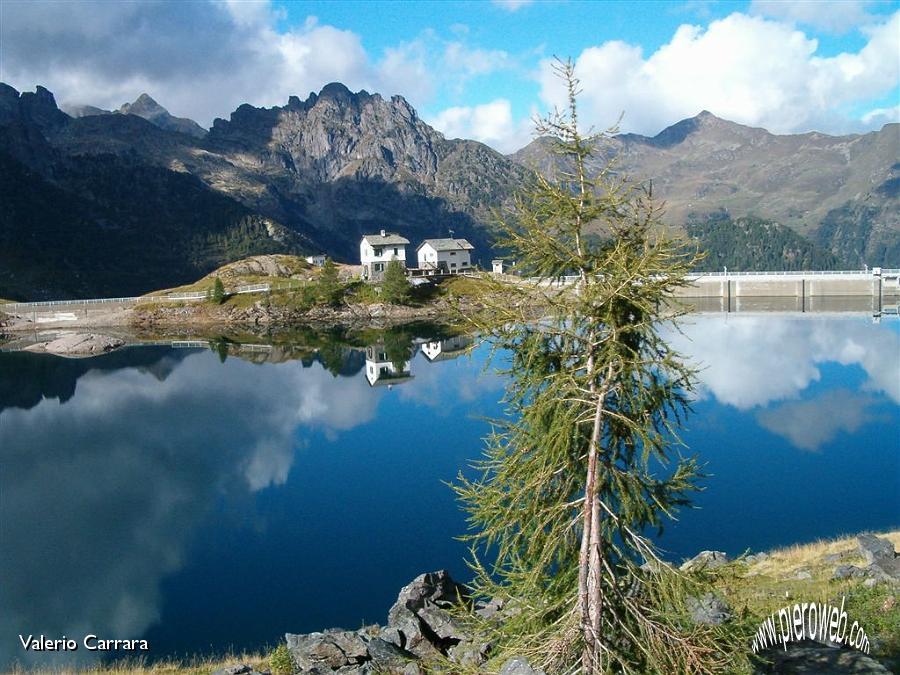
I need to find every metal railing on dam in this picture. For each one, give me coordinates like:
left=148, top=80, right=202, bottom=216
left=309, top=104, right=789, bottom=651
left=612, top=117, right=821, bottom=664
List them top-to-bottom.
left=0, top=282, right=290, bottom=312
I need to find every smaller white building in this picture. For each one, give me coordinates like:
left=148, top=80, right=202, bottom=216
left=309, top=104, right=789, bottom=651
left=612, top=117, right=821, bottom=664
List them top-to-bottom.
left=360, top=230, right=410, bottom=281
left=416, top=238, right=475, bottom=273
left=305, top=254, right=327, bottom=267
left=491, top=259, right=505, bottom=275
left=421, top=335, right=473, bottom=362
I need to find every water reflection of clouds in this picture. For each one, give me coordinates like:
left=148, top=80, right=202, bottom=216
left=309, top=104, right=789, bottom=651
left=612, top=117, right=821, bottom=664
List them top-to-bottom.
left=667, top=316, right=900, bottom=409
left=667, top=316, right=899, bottom=452
left=396, top=350, right=504, bottom=411
left=0, top=352, right=381, bottom=668
left=757, top=389, right=881, bottom=451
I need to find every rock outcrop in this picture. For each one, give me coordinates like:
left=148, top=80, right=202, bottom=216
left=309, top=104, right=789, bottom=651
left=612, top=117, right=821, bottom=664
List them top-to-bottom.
left=680, top=550, right=729, bottom=572
left=284, top=570, right=483, bottom=674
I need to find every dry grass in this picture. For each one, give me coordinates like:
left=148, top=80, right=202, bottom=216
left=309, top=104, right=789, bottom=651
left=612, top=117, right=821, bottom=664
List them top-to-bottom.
left=746, top=529, right=900, bottom=577
left=6, top=651, right=271, bottom=675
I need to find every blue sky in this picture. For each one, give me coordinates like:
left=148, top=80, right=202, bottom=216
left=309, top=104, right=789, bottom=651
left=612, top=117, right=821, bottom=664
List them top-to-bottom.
left=1, top=0, right=897, bottom=152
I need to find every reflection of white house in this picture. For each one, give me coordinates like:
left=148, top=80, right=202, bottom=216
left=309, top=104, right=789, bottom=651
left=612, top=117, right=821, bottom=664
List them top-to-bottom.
left=360, top=230, right=410, bottom=281
left=416, top=239, right=474, bottom=273
left=305, top=254, right=327, bottom=267
left=421, top=335, right=474, bottom=362
left=365, top=345, right=413, bottom=387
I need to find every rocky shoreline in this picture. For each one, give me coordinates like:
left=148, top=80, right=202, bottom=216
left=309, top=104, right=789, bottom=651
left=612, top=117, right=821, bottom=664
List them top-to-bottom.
left=130, top=296, right=482, bottom=332
left=214, top=534, right=899, bottom=675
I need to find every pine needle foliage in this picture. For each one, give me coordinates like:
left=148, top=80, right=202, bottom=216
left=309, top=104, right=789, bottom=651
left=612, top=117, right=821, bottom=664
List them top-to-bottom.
left=453, top=60, right=750, bottom=674
left=318, top=257, right=343, bottom=306
left=382, top=258, right=411, bottom=304
left=210, top=277, right=226, bottom=305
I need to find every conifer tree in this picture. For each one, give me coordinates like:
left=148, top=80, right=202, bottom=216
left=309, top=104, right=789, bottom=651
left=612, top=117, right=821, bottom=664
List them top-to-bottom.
left=454, top=60, right=746, bottom=674
left=318, top=257, right=342, bottom=306
left=382, top=258, right=410, bottom=304
left=210, top=277, right=226, bottom=305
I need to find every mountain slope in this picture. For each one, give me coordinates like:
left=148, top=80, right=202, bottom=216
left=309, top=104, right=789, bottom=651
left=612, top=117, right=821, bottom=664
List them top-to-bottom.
left=51, top=82, right=528, bottom=262
left=0, top=86, right=304, bottom=300
left=512, top=112, right=900, bottom=266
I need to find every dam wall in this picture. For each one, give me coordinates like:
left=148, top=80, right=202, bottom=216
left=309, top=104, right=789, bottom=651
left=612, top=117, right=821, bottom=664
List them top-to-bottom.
left=679, top=270, right=899, bottom=299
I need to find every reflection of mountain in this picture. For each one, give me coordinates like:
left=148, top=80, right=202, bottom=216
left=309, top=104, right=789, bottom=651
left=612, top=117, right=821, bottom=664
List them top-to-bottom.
left=0, top=347, right=187, bottom=413
left=0, top=350, right=384, bottom=670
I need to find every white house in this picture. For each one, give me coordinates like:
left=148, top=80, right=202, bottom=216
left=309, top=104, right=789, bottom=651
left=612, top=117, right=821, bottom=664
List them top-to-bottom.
left=360, top=230, right=410, bottom=280
left=416, top=238, right=475, bottom=273
left=305, top=254, right=327, bottom=267
left=491, top=259, right=505, bottom=275
left=421, top=335, right=473, bottom=362
left=365, top=344, right=413, bottom=387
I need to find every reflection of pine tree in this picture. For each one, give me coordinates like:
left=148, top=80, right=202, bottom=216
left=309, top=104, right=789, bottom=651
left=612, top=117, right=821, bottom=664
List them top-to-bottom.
left=382, top=328, right=413, bottom=372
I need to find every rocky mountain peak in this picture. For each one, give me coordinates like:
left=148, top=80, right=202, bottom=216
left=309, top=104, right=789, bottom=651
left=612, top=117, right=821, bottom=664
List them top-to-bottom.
left=0, top=82, right=69, bottom=132
left=116, top=93, right=206, bottom=139
left=119, top=93, right=165, bottom=117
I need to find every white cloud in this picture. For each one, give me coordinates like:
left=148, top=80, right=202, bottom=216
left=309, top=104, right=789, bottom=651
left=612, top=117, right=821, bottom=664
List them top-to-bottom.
left=0, top=0, right=429, bottom=127
left=492, top=0, right=534, bottom=11
left=750, top=0, right=878, bottom=33
left=538, top=11, right=900, bottom=135
left=429, top=99, right=532, bottom=152
left=861, top=104, right=900, bottom=126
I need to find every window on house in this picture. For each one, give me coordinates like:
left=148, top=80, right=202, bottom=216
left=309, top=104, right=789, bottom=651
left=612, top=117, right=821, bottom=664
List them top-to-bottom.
left=374, top=247, right=383, bottom=256
left=393, top=247, right=398, bottom=255
left=450, top=251, right=457, bottom=256
left=450, top=262, right=457, bottom=268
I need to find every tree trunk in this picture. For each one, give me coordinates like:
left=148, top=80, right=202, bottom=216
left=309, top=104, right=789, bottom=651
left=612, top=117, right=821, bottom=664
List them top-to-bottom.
left=580, top=364, right=611, bottom=673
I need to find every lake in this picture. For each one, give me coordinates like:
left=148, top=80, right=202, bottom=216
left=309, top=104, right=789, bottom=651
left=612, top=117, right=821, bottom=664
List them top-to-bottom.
left=1, top=311, right=898, bottom=669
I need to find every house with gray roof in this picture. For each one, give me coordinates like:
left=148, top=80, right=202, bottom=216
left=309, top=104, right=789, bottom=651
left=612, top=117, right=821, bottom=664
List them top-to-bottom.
left=360, top=230, right=410, bottom=280
left=416, top=238, right=475, bottom=273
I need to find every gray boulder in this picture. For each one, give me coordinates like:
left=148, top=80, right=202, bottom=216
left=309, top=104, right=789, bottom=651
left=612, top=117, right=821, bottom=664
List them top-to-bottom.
left=857, top=534, right=895, bottom=565
left=680, top=550, right=729, bottom=572
left=822, top=550, right=853, bottom=564
left=744, top=552, right=770, bottom=565
left=868, top=556, right=900, bottom=583
left=831, top=565, right=866, bottom=580
left=386, top=570, right=470, bottom=657
left=686, top=593, right=733, bottom=625
left=474, top=597, right=505, bottom=621
left=285, top=630, right=369, bottom=672
left=365, top=637, right=415, bottom=670
left=448, top=639, right=492, bottom=667
left=753, top=641, right=892, bottom=674
left=500, top=656, right=547, bottom=675
left=212, top=666, right=270, bottom=675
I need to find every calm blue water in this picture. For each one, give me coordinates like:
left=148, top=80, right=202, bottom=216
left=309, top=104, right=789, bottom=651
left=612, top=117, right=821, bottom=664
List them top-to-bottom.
left=1, top=314, right=898, bottom=669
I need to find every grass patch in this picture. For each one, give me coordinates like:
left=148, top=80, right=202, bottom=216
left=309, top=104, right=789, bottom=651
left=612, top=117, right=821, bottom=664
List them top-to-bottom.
left=713, top=529, right=900, bottom=668
left=5, top=650, right=271, bottom=675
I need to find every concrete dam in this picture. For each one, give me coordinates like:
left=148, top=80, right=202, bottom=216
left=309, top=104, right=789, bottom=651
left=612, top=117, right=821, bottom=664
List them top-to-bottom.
left=676, top=269, right=900, bottom=313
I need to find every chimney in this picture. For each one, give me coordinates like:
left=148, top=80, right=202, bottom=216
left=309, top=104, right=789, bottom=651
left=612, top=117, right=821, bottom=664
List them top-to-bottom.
left=380, top=229, right=386, bottom=237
